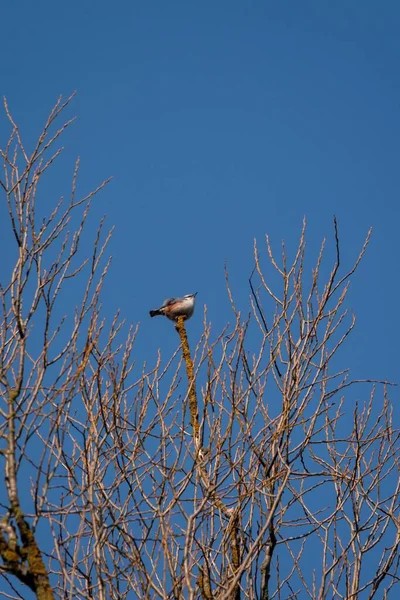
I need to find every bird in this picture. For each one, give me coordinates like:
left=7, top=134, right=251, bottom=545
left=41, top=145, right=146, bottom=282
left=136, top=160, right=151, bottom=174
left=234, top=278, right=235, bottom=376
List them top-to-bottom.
left=149, top=293, right=197, bottom=321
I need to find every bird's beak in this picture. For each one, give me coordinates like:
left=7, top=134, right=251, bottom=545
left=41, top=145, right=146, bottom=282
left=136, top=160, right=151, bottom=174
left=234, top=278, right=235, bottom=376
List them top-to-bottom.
left=193, top=292, right=198, bottom=297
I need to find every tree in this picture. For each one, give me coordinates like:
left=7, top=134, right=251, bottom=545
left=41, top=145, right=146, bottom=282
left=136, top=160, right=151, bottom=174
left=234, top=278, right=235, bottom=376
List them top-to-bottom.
left=0, top=97, right=399, bottom=600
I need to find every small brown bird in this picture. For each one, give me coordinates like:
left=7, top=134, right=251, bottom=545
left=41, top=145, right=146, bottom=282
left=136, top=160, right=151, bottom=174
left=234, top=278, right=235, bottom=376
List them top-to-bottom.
left=149, top=293, right=197, bottom=321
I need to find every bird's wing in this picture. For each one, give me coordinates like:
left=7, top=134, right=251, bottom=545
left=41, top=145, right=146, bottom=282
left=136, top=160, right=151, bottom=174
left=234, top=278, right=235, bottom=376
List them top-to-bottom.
left=163, top=297, right=177, bottom=306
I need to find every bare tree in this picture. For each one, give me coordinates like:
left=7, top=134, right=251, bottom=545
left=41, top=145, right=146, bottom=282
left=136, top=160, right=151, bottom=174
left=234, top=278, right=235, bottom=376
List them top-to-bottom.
left=0, top=97, right=398, bottom=600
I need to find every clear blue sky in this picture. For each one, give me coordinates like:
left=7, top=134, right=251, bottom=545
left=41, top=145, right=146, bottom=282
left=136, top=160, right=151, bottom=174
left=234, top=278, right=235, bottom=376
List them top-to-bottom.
left=1, top=0, right=398, bottom=401
left=1, top=1, right=399, bottom=446
left=1, top=2, right=399, bottom=596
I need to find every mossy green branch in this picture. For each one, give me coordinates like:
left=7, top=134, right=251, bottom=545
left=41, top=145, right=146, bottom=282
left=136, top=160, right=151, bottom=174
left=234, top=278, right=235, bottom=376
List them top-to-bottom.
left=175, top=316, right=200, bottom=445
left=175, top=316, right=241, bottom=600
left=4, top=389, right=54, bottom=598
left=15, top=513, right=55, bottom=600
left=0, top=518, right=54, bottom=599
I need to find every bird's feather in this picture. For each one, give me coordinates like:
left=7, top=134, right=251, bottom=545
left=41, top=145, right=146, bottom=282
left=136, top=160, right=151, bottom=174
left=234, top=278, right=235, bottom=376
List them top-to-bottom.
left=163, top=298, right=177, bottom=306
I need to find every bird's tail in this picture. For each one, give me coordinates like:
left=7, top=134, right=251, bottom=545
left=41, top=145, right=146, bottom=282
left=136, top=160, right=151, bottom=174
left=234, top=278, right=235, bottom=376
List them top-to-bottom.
left=149, top=309, right=162, bottom=318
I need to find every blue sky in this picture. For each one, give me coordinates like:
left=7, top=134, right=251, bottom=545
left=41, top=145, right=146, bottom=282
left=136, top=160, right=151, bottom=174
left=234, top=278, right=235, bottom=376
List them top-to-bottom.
left=1, top=0, right=398, bottom=412
left=0, top=1, right=399, bottom=589
left=1, top=1, right=399, bottom=425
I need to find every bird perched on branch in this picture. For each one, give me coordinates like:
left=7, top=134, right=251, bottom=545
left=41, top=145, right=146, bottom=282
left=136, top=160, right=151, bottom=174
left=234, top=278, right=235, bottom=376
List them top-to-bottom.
left=149, top=293, right=197, bottom=321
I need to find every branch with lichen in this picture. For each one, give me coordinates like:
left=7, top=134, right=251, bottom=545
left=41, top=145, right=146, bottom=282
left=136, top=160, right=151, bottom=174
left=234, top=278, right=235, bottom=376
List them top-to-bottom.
left=175, top=315, right=241, bottom=598
left=175, top=316, right=200, bottom=447
left=2, top=388, right=55, bottom=599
